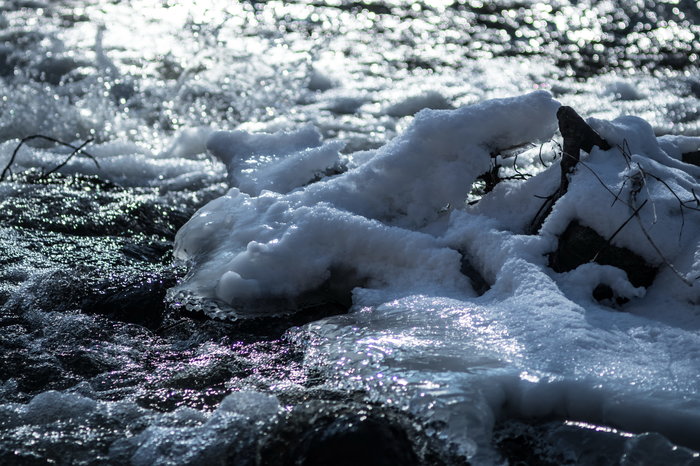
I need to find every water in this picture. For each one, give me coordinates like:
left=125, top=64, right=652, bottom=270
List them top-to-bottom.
left=1, top=0, right=699, bottom=464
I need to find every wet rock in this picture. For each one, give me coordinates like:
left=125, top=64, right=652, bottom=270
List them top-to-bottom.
left=334, top=2, right=392, bottom=15
left=0, top=44, right=18, bottom=76
left=34, top=56, right=83, bottom=85
left=110, top=80, right=136, bottom=103
left=0, top=171, right=211, bottom=239
left=549, top=221, right=658, bottom=289
left=3, top=267, right=179, bottom=330
left=80, top=271, right=180, bottom=330
left=56, top=348, right=120, bottom=379
left=166, top=359, right=236, bottom=390
left=259, top=401, right=466, bottom=466
left=494, top=419, right=700, bottom=465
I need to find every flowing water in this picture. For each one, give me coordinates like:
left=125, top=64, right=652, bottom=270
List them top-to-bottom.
left=1, top=1, right=699, bottom=464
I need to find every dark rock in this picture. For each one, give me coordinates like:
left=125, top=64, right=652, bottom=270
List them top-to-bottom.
left=332, top=2, right=392, bottom=15
left=0, top=45, right=18, bottom=77
left=34, top=56, right=82, bottom=85
left=110, top=80, right=136, bottom=103
left=529, top=106, right=610, bottom=234
left=682, top=150, right=700, bottom=167
left=549, top=221, right=657, bottom=289
left=80, top=271, right=180, bottom=330
left=56, top=348, right=119, bottom=378
left=166, top=359, right=235, bottom=390
left=259, top=401, right=466, bottom=466
left=494, top=419, right=700, bottom=465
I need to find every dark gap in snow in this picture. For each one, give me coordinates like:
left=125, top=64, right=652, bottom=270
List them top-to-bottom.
left=682, top=150, right=700, bottom=167
left=549, top=221, right=658, bottom=289
left=460, top=253, right=490, bottom=296
left=592, top=284, right=630, bottom=308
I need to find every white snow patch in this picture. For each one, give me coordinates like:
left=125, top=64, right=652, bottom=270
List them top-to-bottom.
left=172, top=90, right=700, bottom=458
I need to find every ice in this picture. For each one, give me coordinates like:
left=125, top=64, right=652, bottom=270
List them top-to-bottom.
left=173, top=90, right=700, bottom=458
left=173, top=91, right=560, bottom=308
left=2, top=389, right=279, bottom=465
left=124, top=391, right=279, bottom=466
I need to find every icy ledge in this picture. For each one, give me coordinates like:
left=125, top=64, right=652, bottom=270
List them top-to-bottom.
left=171, top=91, right=560, bottom=313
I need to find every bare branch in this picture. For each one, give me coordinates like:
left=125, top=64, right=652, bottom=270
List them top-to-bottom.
left=1, top=135, right=99, bottom=182
left=41, top=138, right=95, bottom=179
left=593, top=199, right=647, bottom=262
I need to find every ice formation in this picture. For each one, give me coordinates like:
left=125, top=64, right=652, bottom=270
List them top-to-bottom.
left=172, top=90, right=700, bottom=456
left=173, top=91, right=559, bottom=308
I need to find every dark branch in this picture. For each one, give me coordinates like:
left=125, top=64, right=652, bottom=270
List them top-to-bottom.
left=1, top=135, right=99, bottom=182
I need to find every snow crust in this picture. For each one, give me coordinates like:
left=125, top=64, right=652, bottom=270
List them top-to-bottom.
left=172, top=91, right=700, bottom=458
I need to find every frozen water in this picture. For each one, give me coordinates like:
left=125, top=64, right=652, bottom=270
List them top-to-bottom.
left=1, top=0, right=700, bottom=464
left=176, top=91, right=700, bottom=460
left=173, top=92, right=559, bottom=308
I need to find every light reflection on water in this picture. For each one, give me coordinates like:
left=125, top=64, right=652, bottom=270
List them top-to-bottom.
left=0, top=0, right=699, bottom=463
left=1, top=0, right=698, bottom=150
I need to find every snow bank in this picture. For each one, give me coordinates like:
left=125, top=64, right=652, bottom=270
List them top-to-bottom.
left=172, top=90, right=700, bottom=457
left=383, top=90, right=452, bottom=117
left=172, top=91, right=560, bottom=311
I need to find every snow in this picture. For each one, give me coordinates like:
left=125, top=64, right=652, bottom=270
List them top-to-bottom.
left=3, top=0, right=700, bottom=462
left=172, top=90, right=700, bottom=458
left=383, top=90, right=453, bottom=117
left=172, top=91, right=560, bottom=309
left=206, top=125, right=345, bottom=196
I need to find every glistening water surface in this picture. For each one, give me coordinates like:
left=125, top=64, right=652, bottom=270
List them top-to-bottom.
left=1, top=1, right=699, bottom=464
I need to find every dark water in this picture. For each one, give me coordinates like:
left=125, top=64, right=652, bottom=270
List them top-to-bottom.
left=1, top=0, right=699, bottom=464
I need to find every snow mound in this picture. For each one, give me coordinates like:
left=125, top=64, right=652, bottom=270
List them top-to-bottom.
left=172, top=91, right=560, bottom=313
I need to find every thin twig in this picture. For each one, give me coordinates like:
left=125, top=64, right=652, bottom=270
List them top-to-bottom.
left=0, top=135, right=99, bottom=182
left=41, top=138, right=95, bottom=179
left=617, top=139, right=632, bottom=167
left=560, top=149, right=632, bottom=209
left=642, top=170, right=700, bottom=212
left=611, top=178, right=628, bottom=208
left=630, top=180, right=693, bottom=287
left=592, top=199, right=647, bottom=262
left=634, top=211, right=693, bottom=286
